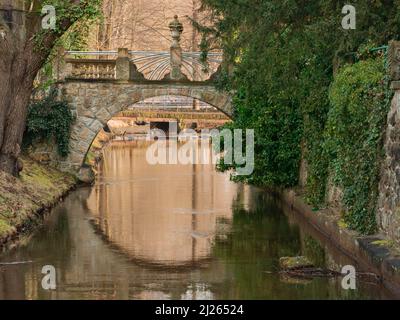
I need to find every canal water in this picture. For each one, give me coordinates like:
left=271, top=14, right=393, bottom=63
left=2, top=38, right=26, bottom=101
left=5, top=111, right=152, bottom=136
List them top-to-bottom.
left=0, top=141, right=393, bottom=299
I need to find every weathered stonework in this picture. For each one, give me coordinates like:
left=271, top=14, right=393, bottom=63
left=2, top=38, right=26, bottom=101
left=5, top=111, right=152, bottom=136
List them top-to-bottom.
left=376, top=41, right=400, bottom=243
left=389, top=41, right=400, bottom=82
left=116, top=48, right=131, bottom=81
left=56, top=80, right=232, bottom=177
left=377, top=91, right=400, bottom=242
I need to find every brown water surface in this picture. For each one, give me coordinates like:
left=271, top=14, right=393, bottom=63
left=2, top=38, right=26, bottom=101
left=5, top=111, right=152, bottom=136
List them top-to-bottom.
left=0, top=142, right=393, bottom=299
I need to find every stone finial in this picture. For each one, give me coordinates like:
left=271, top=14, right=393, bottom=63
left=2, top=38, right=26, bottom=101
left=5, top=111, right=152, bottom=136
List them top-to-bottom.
left=167, top=15, right=186, bottom=81
left=169, top=15, right=183, bottom=48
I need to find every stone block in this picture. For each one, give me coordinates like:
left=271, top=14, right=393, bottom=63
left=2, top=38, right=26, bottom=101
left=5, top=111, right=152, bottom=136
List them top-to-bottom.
left=389, top=41, right=400, bottom=81
left=141, top=89, right=156, bottom=100
left=190, top=89, right=203, bottom=100
left=131, top=90, right=143, bottom=104
left=117, top=93, right=129, bottom=104
left=107, top=104, right=123, bottom=117
left=95, top=108, right=112, bottom=124
left=79, top=109, right=95, bottom=118
left=79, top=116, right=95, bottom=128
left=89, top=120, right=104, bottom=133
left=79, top=127, right=96, bottom=142
left=77, top=142, right=90, bottom=154
left=69, top=152, right=85, bottom=165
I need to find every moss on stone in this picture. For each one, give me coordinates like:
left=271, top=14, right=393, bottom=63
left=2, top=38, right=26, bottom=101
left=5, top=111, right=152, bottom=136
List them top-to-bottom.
left=338, top=218, right=349, bottom=229
left=0, top=219, right=13, bottom=235
left=371, top=240, right=395, bottom=248
left=279, top=256, right=314, bottom=270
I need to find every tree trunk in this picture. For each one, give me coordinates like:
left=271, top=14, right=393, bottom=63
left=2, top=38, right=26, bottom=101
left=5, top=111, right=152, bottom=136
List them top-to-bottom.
left=0, top=1, right=85, bottom=176
left=0, top=2, right=38, bottom=175
left=0, top=59, right=35, bottom=175
left=0, top=67, right=12, bottom=155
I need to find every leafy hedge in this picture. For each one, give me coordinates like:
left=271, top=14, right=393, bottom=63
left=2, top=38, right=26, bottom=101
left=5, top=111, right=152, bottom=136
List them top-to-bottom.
left=216, top=40, right=303, bottom=188
left=23, top=90, right=74, bottom=157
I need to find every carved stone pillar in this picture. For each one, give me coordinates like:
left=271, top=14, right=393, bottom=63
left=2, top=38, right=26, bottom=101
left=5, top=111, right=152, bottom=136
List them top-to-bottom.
left=168, top=16, right=186, bottom=80
left=116, top=48, right=130, bottom=81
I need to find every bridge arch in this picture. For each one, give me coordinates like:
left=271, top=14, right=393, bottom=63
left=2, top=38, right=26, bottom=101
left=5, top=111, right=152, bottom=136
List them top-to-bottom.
left=57, top=80, right=232, bottom=176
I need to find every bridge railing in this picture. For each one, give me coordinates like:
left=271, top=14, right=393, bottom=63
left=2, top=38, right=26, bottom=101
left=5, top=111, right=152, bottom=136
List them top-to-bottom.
left=58, top=16, right=223, bottom=81
left=62, top=50, right=222, bottom=81
left=65, top=59, right=116, bottom=80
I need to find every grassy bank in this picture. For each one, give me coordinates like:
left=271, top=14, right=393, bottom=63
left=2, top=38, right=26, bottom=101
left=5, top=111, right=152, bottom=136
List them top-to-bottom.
left=0, top=157, right=77, bottom=245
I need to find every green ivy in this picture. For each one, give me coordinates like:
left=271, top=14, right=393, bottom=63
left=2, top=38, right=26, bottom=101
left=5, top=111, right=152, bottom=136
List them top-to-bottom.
left=324, top=57, right=390, bottom=234
left=23, top=90, right=75, bottom=158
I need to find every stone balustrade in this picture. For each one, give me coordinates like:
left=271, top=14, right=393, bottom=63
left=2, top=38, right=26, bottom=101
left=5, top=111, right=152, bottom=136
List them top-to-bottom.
left=60, top=17, right=222, bottom=82
left=66, top=59, right=116, bottom=80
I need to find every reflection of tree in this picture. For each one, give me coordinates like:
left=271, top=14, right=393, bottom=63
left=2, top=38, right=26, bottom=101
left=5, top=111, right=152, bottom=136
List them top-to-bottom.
left=210, top=191, right=370, bottom=299
left=211, top=192, right=300, bottom=299
left=0, top=205, right=74, bottom=299
left=22, top=208, right=73, bottom=261
left=302, top=235, right=326, bottom=268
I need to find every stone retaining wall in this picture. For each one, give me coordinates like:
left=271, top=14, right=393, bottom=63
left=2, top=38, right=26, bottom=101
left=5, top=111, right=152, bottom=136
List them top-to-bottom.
left=377, top=89, right=400, bottom=242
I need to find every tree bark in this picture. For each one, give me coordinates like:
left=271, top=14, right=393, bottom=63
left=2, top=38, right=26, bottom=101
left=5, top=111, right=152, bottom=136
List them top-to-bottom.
left=0, top=0, right=91, bottom=175
left=0, top=2, right=39, bottom=175
left=0, top=58, right=35, bottom=175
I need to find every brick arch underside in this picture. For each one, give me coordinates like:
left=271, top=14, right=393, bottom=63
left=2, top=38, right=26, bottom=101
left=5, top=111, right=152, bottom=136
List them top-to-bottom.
left=59, top=81, right=232, bottom=174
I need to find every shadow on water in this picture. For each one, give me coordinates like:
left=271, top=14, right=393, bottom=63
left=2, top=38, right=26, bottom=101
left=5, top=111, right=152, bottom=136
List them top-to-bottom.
left=0, top=141, right=394, bottom=299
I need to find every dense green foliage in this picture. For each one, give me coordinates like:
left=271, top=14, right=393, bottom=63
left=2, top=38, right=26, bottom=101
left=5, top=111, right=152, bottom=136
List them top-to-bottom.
left=36, top=0, right=102, bottom=43
left=201, top=0, right=400, bottom=233
left=28, top=1, right=103, bottom=155
left=34, top=1, right=102, bottom=93
left=325, top=57, right=388, bottom=234
left=24, top=90, right=74, bottom=158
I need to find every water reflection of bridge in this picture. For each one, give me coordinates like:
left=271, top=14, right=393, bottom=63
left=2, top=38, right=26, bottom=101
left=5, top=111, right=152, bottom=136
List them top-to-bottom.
left=86, top=142, right=239, bottom=267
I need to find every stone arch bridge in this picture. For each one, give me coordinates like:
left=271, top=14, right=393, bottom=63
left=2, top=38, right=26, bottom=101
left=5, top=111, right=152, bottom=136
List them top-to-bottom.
left=55, top=17, right=232, bottom=178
